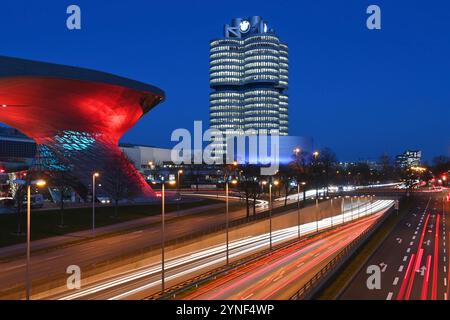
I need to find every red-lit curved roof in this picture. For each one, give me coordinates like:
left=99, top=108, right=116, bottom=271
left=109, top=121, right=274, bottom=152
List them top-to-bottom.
left=0, top=56, right=165, bottom=143
left=0, top=76, right=163, bottom=143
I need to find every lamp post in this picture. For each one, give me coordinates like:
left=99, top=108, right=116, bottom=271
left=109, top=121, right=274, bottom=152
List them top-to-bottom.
left=313, top=151, right=320, bottom=198
left=177, top=169, right=183, bottom=192
left=92, top=172, right=99, bottom=235
left=25, top=178, right=46, bottom=300
left=161, top=179, right=175, bottom=292
left=225, top=179, right=237, bottom=265
left=269, top=180, right=279, bottom=250
left=297, top=182, right=301, bottom=239
left=315, top=197, right=319, bottom=233
left=330, top=197, right=334, bottom=228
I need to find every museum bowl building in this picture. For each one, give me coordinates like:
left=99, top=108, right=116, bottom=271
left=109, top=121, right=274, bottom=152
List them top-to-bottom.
left=0, top=56, right=165, bottom=198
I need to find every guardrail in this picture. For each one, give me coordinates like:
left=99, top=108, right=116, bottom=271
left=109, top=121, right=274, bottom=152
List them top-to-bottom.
left=290, top=204, right=395, bottom=300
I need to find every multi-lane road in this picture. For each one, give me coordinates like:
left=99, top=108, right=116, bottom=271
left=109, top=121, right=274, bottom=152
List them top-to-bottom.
left=341, top=192, right=449, bottom=300
left=49, top=200, right=393, bottom=300
left=183, top=211, right=385, bottom=300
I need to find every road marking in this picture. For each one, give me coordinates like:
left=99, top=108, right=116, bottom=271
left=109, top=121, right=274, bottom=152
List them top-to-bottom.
left=410, top=241, right=414, bottom=246
left=407, top=248, right=411, bottom=253
left=403, top=256, right=408, bottom=262
left=2, top=263, right=26, bottom=272
left=399, top=265, right=404, bottom=272
left=393, top=277, right=399, bottom=285
left=445, top=278, right=447, bottom=287
left=386, top=292, right=393, bottom=300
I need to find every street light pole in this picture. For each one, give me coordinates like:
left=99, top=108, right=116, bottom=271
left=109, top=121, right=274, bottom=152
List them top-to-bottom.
left=177, top=170, right=183, bottom=192
left=92, top=172, right=99, bottom=235
left=25, top=179, right=46, bottom=300
left=161, top=181, right=165, bottom=292
left=225, top=181, right=229, bottom=265
left=269, top=183, right=273, bottom=250
left=297, top=183, right=300, bottom=239
left=26, top=184, right=30, bottom=300
left=351, top=196, right=354, bottom=221
left=315, top=197, right=319, bottom=233
left=330, top=197, right=334, bottom=228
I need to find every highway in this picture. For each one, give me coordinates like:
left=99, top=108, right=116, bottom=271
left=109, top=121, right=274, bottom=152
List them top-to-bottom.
left=0, top=188, right=350, bottom=299
left=340, top=192, right=449, bottom=300
left=0, top=199, right=247, bottom=298
left=47, top=200, right=393, bottom=300
left=183, top=209, right=386, bottom=300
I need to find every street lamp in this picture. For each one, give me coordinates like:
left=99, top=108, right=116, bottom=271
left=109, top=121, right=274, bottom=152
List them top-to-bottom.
left=312, top=151, right=319, bottom=198
left=177, top=169, right=183, bottom=192
left=92, top=172, right=99, bottom=235
left=25, top=178, right=46, bottom=300
left=225, top=178, right=238, bottom=265
left=161, top=179, right=176, bottom=292
left=261, top=180, right=267, bottom=197
left=269, top=180, right=279, bottom=250
left=297, top=181, right=301, bottom=239
left=315, top=196, right=319, bottom=233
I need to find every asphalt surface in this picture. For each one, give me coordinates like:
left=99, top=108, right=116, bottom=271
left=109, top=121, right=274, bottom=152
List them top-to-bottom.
left=340, top=192, right=449, bottom=300
left=0, top=193, right=310, bottom=299
left=0, top=200, right=247, bottom=298
left=47, top=200, right=392, bottom=300
left=183, top=212, right=383, bottom=300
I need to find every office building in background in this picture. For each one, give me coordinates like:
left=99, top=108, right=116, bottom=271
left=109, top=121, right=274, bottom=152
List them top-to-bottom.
left=209, top=16, right=289, bottom=158
left=395, top=150, right=422, bottom=168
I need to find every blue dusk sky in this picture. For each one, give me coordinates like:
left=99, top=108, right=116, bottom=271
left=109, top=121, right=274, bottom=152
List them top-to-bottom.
left=0, top=0, right=449, bottom=162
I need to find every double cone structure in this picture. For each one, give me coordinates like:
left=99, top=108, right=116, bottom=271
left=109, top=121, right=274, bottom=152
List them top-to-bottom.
left=0, top=56, right=165, bottom=198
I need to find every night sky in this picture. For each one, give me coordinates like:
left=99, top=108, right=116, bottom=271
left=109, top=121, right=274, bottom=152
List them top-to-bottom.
left=0, top=0, right=449, bottom=161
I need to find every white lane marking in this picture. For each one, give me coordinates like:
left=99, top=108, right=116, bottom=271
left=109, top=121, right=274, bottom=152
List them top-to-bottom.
left=412, top=236, right=416, bottom=240
left=410, top=242, right=414, bottom=246
left=407, top=248, right=411, bottom=253
left=403, top=256, right=408, bottom=262
left=1, top=263, right=26, bottom=272
left=398, top=265, right=404, bottom=272
left=393, top=277, right=399, bottom=285
left=445, top=278, right=447, bottom=287
left=386, top=292, right=393, bottom=300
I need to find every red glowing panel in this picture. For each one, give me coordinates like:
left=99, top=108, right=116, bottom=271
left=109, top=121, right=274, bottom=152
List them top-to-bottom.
left=0, top=77, right=161, bottom=143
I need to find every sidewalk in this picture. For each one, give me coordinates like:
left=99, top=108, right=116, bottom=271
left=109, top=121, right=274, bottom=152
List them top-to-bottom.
left=0, top=202, right=228, bottom=260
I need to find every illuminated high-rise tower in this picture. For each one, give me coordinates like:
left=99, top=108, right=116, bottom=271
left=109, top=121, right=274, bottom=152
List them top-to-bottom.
left=209, top=16, right=289, bottom=157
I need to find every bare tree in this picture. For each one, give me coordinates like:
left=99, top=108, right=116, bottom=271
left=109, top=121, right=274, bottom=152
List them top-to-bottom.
left=318, top=148, right=337, bottom=196
left=50, top=170, right=72, bottom=227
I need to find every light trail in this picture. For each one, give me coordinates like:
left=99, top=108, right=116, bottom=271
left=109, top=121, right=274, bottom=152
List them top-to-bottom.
left=57, top=200, right=394, bottom=300
left=432, top=213, right=440, bottom=300
left=185, top=214, right=381, bottom=300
